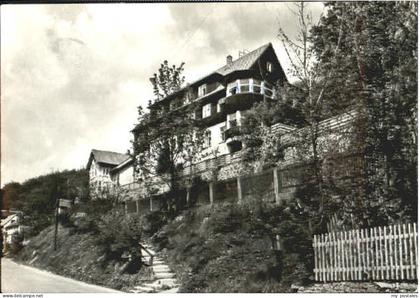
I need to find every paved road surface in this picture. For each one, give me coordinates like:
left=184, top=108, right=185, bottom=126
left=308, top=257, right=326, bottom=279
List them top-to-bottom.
left=1, top=257, right=121, bottom=293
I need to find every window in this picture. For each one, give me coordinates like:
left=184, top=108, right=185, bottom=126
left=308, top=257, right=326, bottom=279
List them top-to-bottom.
left=267, top=62, right=273, bottom=72
left=239, top=79, right=250, bottom=93
left=252, top=79, right=262, bottom=94
left=227, top=81, right=238, bottom=96
left=262, top=81, right=275, bottom=98
left=198, top=84, right=207, bottom=97
left=202, top=103, right=212, bottom=118
left=227, top=113, right=237, bottom=128
left=220, top=125, right=227, bottom=142
left=203, top=130, right=211, bottom=148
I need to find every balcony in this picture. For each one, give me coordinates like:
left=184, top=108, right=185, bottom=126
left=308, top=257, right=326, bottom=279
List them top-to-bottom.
left=224, top=93, right=263, bottom=114
left=223, top=126, right=242, bottom=141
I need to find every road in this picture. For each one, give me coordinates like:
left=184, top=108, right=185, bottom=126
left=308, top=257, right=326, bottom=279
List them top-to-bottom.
left=1, top=257, right=121, bottom=293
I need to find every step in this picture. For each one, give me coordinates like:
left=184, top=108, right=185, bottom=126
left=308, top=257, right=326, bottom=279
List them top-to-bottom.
left=152, top=260, right=165, bottom=265
left=153, top=265, right=171, bottom=271
left=153, top=267, right=171, bottom=273
left=154, top=272, right=176, bottom=279
left=144, top=279, right=178, bottom=289
left=132, top=286, right=155, bottom=293
left=160, top=287, right=179, bottom=293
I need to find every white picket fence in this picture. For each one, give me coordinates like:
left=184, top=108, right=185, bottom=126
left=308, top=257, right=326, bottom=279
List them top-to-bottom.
left=313, top=223, right=418, bottom=282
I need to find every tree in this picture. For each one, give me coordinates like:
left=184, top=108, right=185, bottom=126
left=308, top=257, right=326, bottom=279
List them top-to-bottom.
left=311, top=1, right=418, bottom=226
left=241, top=2, right=348, bottom=234
left=150, top=60, right=185, bottom=102
left=134, top=62, right=204, bottom=214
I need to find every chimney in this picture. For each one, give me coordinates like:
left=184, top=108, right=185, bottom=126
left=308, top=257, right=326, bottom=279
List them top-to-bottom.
left=226, top=55, right=233, bottom=65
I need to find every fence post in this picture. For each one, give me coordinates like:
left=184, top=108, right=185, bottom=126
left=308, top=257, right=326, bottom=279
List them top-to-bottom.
left=273, top=167, right=280, bottom=204
left=237, top=177, right=242, bottom=204
left=209, top=182, right=214, bottom=205
left=186, top=187, right=191, bottom=205
left=149, top=197, right=153, bottom=212
left=136, top=200, right=139, bottom=214
left=408, top=223, right=414, bottom=280
left=414, top=223, right=418, bottom=279
left=399, top=224, right=404, bottom=280
left=403, top=224, right=410, bottom=278
left=394, top=225, right=398, bottom=279
left=384, top=226, right=389, bottom=280
left=350, top=229, right=355, bottom=280
left=357, top=229, right=361, bottom=280
left=321, top=234, right=327, bottom=282
left=313, top=235, right=318, bottom=282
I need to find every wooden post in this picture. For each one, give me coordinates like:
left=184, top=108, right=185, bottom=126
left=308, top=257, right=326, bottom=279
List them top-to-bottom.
left=273, top=167, right=280, bottom=204
left=237, top=177, right=242, bottom=204
left=209, top=182, right=214, bottom=205
left=186, top=187, right=191, bottom=205
left=149, top=197, right=153, bottom=212
left=136, top=200, right=139, bottom=214
left=125, top=201, right=128, bottom=214
left=403, top=223, right=408, bottom=280
left=408, top=223, right=415, bottom=280
left=413, top=223, right=417, bottom=279
left=394, top=224, right=398, bottom=279
left=399, top=224, right=404, bottom=279
left=390, top=225, right=395, bottom=280
left=384, top=226, right=389, bottom=280
left=357, top=229, right=361, bottom=280
left=314, top=235, right=318, bottom=281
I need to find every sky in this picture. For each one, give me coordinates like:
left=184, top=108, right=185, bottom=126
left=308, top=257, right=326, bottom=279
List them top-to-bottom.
left=1, top=2, right=324, bottom=186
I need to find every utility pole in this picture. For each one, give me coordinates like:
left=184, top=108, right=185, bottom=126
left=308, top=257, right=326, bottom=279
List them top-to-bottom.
left=54, top=196, right=59, bottom=251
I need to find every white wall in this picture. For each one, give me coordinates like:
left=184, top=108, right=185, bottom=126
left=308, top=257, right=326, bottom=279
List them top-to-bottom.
left=118, top=164, right=134, bottom=185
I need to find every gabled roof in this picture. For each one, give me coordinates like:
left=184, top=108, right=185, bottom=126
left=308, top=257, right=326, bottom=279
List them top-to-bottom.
left=148, top=43, right=276, bottom=109
left=215, top=43, right=271, bottom=76
left=86, top=149, right=130, bottom=169
left=110, top=157, right=134, bottom=173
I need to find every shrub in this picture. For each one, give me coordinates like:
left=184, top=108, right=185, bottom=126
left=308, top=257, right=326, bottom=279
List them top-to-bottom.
left=96, top=210, right=143, bottom=262
left=140, top=210, right=168, bottom=237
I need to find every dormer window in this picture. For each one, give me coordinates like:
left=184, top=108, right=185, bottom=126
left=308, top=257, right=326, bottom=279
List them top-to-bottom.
left=267, top=62, right=273, bottom=72
left=198, top=84, right=207, bottom=97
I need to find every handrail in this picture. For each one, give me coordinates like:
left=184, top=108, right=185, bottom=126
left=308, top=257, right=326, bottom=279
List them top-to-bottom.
left=139, top=242, right=154, bottom=266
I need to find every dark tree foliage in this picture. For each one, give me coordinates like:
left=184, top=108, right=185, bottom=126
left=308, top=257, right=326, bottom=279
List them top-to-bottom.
left=311, top=2, right=418, bottom=226
left=1, top=169, right=89, bottom=236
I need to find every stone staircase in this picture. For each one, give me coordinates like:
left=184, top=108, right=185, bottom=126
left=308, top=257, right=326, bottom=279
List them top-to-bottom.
left=130, top=244, right=179, bottom=293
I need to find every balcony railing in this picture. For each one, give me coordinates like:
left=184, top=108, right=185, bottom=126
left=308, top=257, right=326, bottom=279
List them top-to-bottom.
left=223, top=126, right=242, bottom=141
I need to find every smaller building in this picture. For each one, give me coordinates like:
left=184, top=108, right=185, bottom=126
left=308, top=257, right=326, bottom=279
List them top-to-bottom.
left=86, top=149, right=134, bottom=199
left=1, top=211, right=26, bottom=254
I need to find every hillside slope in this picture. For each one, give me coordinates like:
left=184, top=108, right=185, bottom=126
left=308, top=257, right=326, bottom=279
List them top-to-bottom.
left=148, top=202, right=292, bottom=293
left=15, top=224, right=153, bottom=291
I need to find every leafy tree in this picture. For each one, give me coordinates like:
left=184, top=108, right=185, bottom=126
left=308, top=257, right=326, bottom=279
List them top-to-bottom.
left=311, top=1, right=418, bottom=226
left=150, top=60, right=185, bottom=102
left=134, top=62, right=204, bottom=214
left=1, top=169, right=89, bottom=236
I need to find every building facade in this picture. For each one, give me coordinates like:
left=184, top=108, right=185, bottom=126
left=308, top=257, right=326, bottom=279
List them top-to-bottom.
left=87, top=43, right=358, bottom=212
left=132, top=43, right=289, bottom=160
left=86, top=149, right=134, bottom=199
